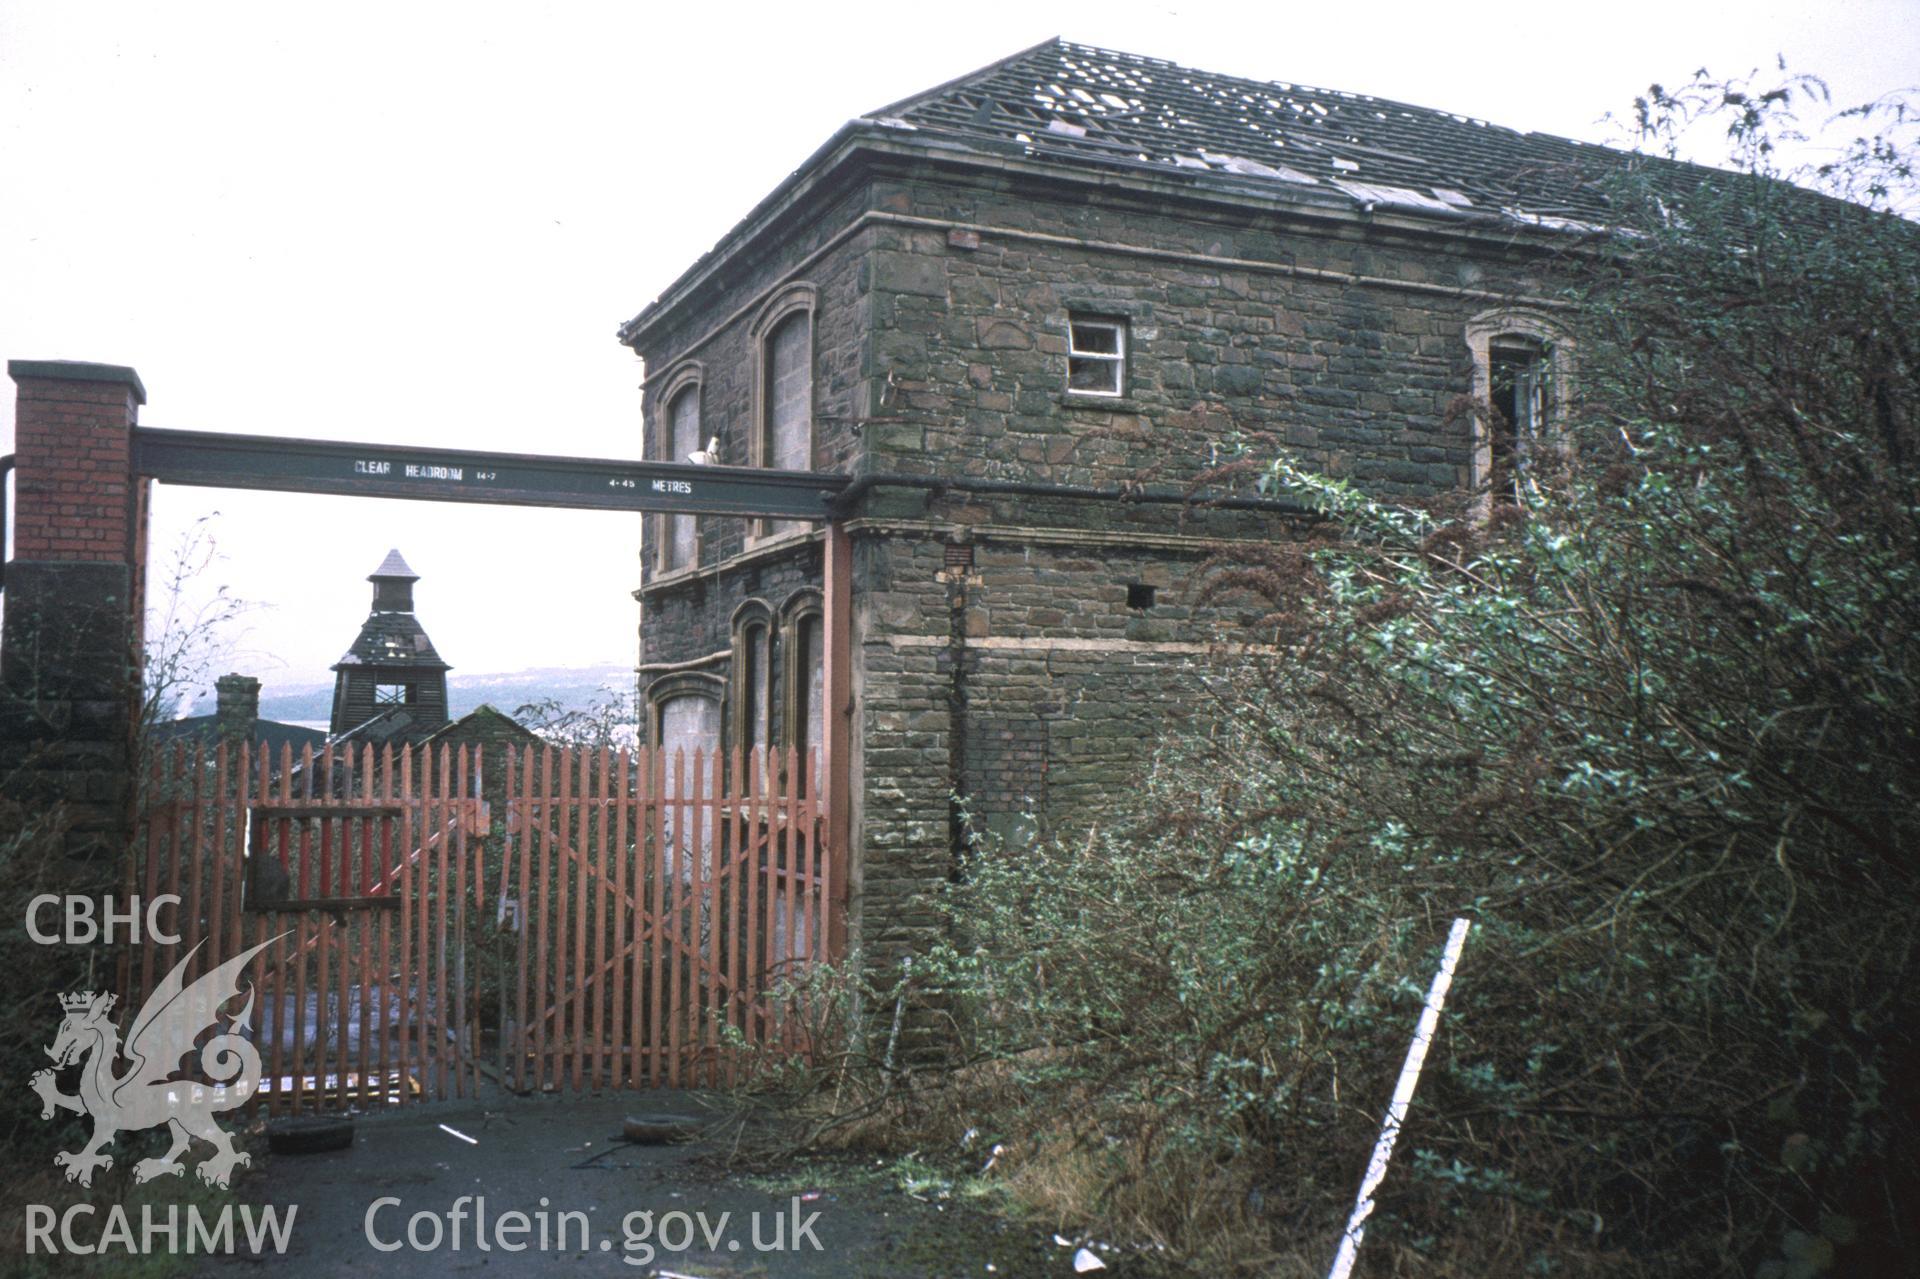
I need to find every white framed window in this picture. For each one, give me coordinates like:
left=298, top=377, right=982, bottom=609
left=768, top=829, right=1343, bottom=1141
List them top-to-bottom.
left=1067, top=315, right=1127, bottom=397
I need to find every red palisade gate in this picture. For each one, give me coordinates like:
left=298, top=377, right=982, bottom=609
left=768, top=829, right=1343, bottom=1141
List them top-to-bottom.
left=125, top=740, right=830, bottom=1113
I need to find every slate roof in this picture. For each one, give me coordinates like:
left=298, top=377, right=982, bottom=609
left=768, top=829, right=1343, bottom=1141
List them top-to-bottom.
left=619, top=38, right=1765, bottom=348
left=868, top=38, right=1686, bottom=228
left=370, top=548, right=418, bottom=581
left=335, top=611, right=450, bottom=671
left=422, top=704, right=543, bottom=748
left=326, top=705, right=421, bottom=748
left=150, top=715, right=325, bottom=757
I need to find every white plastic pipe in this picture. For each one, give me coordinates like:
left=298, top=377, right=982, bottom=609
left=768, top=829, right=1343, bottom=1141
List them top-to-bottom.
left=1327, top=916, right=1473, bottom=1279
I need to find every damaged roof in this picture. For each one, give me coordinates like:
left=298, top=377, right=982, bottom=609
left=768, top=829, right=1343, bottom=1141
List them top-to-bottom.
left=619, top=38, right=1714, bottom=347
left=869, top=38, right=1670, bottom=226
left=334, top=611, right=450, bottom=672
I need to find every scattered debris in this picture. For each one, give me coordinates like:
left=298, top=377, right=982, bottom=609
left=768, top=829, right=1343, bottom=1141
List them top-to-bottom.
left=623, top=1113, right=705, bottom=1144
left=265, top=1114, right=355, bottom=1155
left=1073, top=1245, right=1108, bottom=1272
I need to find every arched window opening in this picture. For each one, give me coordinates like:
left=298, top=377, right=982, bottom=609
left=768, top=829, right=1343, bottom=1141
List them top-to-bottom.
left=749, top=286, right=816, bottom=543
left=1465, top=309, right=1574, bottom=510
left=1488, top=336, right=1550, bottom=499
left=660, top=384, right=701, bottom=571
left=781, top=597, right=824, bottom=797
left=729, top=601, right=778, bottom=766
left=652, top=688, right=720, bottom=883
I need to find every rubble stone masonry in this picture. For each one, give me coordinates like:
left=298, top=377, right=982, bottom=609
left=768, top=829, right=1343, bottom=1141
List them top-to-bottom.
left=628, top=152, right=1564, bottom=980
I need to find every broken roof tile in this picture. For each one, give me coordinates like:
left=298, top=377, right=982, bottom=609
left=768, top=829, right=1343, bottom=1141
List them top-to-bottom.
left=864, top=38, right=1691, bottom=225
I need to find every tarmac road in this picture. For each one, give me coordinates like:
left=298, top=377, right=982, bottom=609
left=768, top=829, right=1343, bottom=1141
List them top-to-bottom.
left=198, top=1086, right=1164, bottom=1278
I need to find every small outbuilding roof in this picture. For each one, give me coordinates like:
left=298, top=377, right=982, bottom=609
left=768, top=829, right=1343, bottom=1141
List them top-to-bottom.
left=422, top=704, right=544, bottom=748
left=150, top=715, right=325, bottom=757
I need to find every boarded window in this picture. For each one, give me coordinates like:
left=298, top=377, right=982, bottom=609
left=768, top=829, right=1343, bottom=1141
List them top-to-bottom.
left=761, top=312, right=812, bottom=537
left=661, top=387, right=700, bottom=571
left=774, top=612, right=823, bottom=965
left=786, top=613, right=824, bottom=795
left=737, top=621, right=773, bottom=751
left=373, top=683, right=412, bottom=705
left=659, top=692, right=719, bottom=759
left=657, top=693, right=720, bottom=878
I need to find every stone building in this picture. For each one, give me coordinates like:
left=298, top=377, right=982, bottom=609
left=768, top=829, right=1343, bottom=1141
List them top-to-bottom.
left=619, top=39, right=1667, bottom=966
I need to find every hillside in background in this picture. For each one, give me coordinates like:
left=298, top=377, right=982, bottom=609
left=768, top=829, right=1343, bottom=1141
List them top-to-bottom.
left=221, top=663, right=632, bottom=726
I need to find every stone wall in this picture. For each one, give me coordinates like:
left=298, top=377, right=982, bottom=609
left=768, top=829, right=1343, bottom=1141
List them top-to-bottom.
left=626, top=152, right=1574, bottom=973
left=865, top=167, right=1562, bottom=503
left=635, top=182, right=874, bottom=591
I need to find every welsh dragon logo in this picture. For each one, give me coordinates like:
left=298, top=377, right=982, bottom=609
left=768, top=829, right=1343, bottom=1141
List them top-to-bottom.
left=32, top=938, right=276, bottom=1188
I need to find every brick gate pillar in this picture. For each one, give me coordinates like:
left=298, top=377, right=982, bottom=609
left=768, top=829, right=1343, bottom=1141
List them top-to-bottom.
left=2, top=359, right=148, bottom=861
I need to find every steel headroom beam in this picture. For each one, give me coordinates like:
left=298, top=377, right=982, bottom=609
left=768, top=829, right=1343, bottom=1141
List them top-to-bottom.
left=131, top=428, right=849, bottom=521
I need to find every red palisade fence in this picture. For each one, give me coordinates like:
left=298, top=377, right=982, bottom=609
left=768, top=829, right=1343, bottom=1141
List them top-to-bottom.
left=126, top=740, right=832, bottom=1113
left=499, top=745, right=828, bottom=1093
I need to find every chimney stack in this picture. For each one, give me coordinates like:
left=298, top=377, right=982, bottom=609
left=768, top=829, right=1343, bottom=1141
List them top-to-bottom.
left=214, top=673, right=260, bottom=738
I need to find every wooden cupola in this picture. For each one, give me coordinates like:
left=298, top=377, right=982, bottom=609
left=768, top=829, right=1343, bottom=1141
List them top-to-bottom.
left=328, top=549, right=452, bottom=739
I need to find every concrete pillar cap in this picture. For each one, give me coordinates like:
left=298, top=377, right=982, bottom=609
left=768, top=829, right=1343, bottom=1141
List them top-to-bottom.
left=8, top=359, right=146, bottom=405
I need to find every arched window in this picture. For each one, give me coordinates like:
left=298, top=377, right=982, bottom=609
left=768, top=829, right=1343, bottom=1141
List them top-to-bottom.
left=749, top=284, right=816, bottom=542
left=1465, top=309, right=1574, bottom=507
left=764, top=313, right=812, bottom=474
left=654, top=363, right=703, bottom=573
left=780, top=589, right=824, bottom=796
left=729, top=599, right=777, bottom=759
left=646, top=672, right=722, bottom=756
left=647, top=676, right=721, bottom=884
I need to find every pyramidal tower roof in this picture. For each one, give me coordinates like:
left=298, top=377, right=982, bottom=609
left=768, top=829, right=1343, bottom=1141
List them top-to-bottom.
left=369, top=548, right=419, bottom=581
left=334, top=549, right=448, bottom=672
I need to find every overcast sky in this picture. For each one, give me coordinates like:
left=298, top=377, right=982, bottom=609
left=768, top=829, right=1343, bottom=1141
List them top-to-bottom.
left=3, top=1, right=1915, bottom=706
